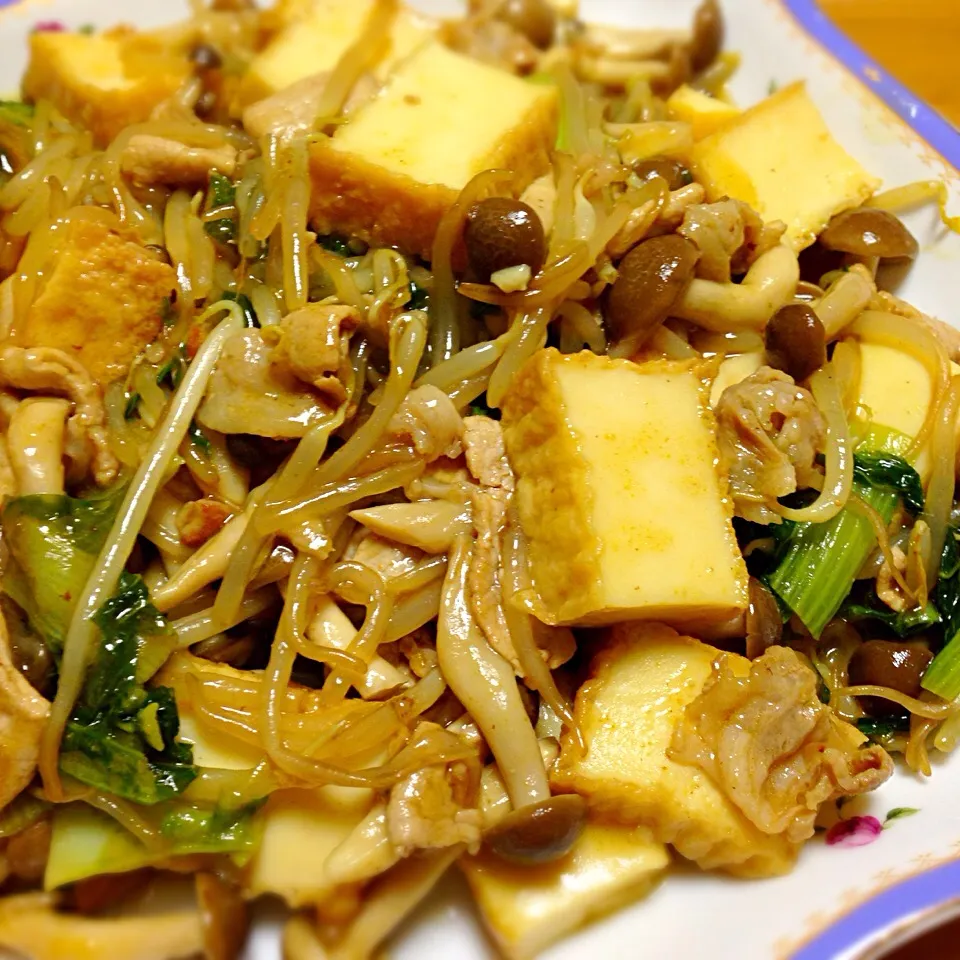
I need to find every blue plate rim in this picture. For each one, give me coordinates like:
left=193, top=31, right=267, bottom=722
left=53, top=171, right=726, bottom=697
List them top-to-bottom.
left=777, top=0, right=960, bottom=173
left=789, top=856, right=960, bottom=960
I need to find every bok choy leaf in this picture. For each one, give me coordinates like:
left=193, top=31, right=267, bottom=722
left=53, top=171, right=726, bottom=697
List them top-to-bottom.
left=59, top=572, right=196, bottom=804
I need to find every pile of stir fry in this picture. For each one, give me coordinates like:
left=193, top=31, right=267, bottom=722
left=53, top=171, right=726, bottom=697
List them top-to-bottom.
left=0, top=0, right=959, bottom=957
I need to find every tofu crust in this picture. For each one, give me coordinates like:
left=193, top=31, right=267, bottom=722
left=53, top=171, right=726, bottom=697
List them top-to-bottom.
left=22, top=31, right=190, bottom=146
left=308, top=59, right=557, bottom=258
left=690, top=81, right=880, bottom=251
left=19, top=220, right=176, bottom=386
left=499, top=348, right=602, bottom=624
left=501, top=349, right=748, bottom=630
left=552, top=623, right=799, bottom=878
left=461, top=824, right=669, bottom=960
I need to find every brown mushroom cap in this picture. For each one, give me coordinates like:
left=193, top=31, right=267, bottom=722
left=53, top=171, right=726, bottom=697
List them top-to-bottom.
left=494, top=0, right=557, bottom=49
left=691, top=0, right=724, bottom=73
left=631, top=156, right=693, bottom=192
left=464, top=197, right=547, bottom=283
left=819, top=208, right=919, bottom=260
left=606, top=235, right=700, bottom=346
left=764, top=303, right=827, bottom=382
left=745, top=577, right=783, bottom=660
left=849, top=639, right=933, bottom=717
left=485, top=794, right=587, bottom=865
left=196, top=872, right=250, bottom=960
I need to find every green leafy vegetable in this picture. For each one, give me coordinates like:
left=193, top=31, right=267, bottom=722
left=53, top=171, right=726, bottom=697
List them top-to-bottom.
left=0, top=101, right=34, bottom=126
left=205, top=171, right=237, bottom=244
left=208, top=171, right=235, bottom=208
left=205, top=217, right=236, bottom=243
left=318, top=234, right=351, bottom=256
left=407, top=279, right=429, bottom=311
left=220, top=290, right=258, bottom=327
left=160, top=295, right=176, bottom=327
left=156, top=350, right=185, bottom=389
left=123, top=391, right=141, bottom=421
left=189, top=421, right=212, bottom=455
left=767, top=445, right=925, bottom=637
left=852, top=451, right=924, bottom=516
left=768, top=481, right=898, bottom=638
left=2, top=486, right=125, bottom=652
left=922, top=525, right=960, bottom=700
left=933, top=525, right=960, bottom=641
left=59, top=573, right=195, bottom=804
left=842, top=593, right=940, bottom=637
left=856, top=714, right=909, bottom=738
left=0, top=793, right=51, bottom=839
left=46, top=800, right=264, bottom=888
left=159, top=800, right=265, bottom=858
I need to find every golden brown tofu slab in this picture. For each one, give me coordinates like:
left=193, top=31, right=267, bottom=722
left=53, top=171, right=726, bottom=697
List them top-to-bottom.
left=238, top=0, right=436, bottom=107
left=22, top=30, right=190, bottom=147
left=308, top=42, right=557, bottom=258
left=690, top=82, right=880, bottom=251
left=19, top=220, right=176, bottom=386
left=501, top=348, right=748, bottom=633
left=552, top=623, right=799, bottom=878
left=462, top=823, right=669, bottom=960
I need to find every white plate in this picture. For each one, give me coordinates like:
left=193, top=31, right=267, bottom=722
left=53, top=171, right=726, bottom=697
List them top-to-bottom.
left=1, top=1, right=959, bottom=957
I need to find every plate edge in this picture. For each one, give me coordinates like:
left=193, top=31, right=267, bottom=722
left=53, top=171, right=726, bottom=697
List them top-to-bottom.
left=773, top=0, right=960, bottom=178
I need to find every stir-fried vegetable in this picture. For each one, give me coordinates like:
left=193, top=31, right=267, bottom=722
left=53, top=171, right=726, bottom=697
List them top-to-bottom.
left=0, top=100, right=33, bottom=175
left=205, top=170, right=237, bottom=244
left=220, top=290, right=259, bottom=327
left=766, top=448, right=923, bottom=636
left=852, top=451, right=925, bottom=516
left=2, top=486, right=125, bottom=653
left=922, top=526, right=960, bottom=701
left=59, top=573, right=196, bottom=804
left=841, top=593, right=940, bottom=637
left=0, top=793, right=51, bottom=839
left=45, top=800, right=264, bottom=888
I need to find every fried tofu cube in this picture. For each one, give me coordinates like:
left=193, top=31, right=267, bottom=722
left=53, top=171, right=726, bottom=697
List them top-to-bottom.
left=240, top=0, right=436, bottom=106
left=22, top=30, right=190, bottom=146
left=308, top=42, right=558, bottom=258
left=690, top=82, right=880, bottom=250
left=666, top=84, right=741, bottom=140
left=19, top=220, right=176, bottom=386
left=853, top=341, right=960, bottom=478
left=857, top=342, right=933, bottom=453
left=500, top=349, right=748, bottom=632
left=708, top=350, right=763, bottom=407
left=552, top=623, right=798, bottom=877
left=177, top=712, right=264, bottom=772
left=245, top=787, right=375, bottom=906
left=462, top=824, right=669, bottom=960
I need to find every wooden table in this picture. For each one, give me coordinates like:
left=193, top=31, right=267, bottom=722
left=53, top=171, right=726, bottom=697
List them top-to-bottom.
left=819, top=0, right=960, bottom=128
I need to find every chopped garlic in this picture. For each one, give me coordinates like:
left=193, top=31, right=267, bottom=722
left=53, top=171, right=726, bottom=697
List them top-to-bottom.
left=491, top=264, right=533, bottom=292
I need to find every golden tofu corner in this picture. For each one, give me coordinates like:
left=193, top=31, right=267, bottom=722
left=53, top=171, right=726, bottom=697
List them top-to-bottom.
left=501, top=348, right=748, bottom=633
